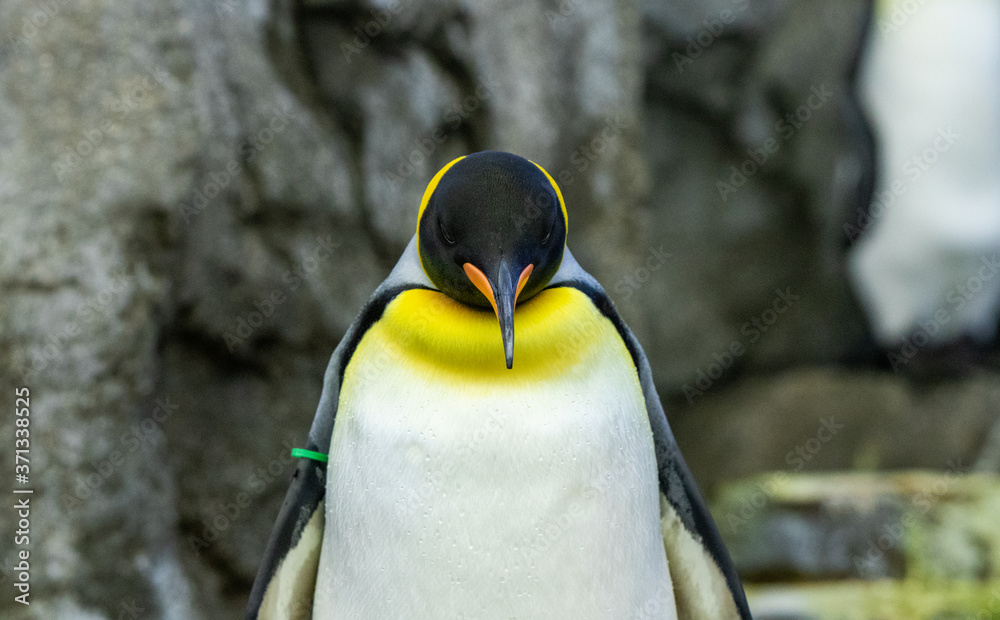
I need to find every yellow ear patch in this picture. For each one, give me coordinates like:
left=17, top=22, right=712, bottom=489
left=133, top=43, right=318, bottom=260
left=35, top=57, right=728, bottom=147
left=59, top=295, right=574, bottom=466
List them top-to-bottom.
left=416, top=155, right=466, bottom=230
left=416, top=155, right=465, bottom=276
left=528, top=159, right=568, bottom=236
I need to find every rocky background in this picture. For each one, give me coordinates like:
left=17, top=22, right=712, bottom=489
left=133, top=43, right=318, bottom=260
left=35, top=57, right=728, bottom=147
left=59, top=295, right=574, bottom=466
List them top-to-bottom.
left=0, top=0, right=997, bottom=618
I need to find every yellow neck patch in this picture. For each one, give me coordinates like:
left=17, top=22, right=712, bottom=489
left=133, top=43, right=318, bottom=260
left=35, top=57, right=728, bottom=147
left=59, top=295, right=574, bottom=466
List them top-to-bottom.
left=356, top=286, right=626, bottom=381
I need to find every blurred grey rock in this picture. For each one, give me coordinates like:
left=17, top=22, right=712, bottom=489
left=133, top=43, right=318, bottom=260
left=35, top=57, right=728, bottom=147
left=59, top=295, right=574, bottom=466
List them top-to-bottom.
left=0, top=0, right=373, bottom=617
left=632, top=0, right=875, bottom=392
left=303, top=20, right=467, bottom=250
left=670, top=368, right=1000, bottom=493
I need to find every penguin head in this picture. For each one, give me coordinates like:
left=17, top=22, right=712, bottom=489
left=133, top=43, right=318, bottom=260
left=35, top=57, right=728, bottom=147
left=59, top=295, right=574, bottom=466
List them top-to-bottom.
left=417, top=151, right=568, bottom=369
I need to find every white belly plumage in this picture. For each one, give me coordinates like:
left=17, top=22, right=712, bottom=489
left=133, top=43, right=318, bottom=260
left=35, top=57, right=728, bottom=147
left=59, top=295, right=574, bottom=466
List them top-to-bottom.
left=313, top=292, right=675, bottom=619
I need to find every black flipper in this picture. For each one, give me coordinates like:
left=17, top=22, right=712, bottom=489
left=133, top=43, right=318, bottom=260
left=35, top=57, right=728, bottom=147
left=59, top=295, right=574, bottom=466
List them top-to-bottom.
left=246, top=453, right=326, bottom=620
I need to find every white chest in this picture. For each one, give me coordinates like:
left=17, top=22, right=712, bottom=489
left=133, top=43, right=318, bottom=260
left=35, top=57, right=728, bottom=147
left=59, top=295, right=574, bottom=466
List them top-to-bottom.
left=313, top=294, right=675, bottom=619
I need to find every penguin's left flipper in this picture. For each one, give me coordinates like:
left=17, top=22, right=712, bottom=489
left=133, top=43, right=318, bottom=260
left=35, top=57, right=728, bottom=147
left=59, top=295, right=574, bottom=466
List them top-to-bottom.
left=550, top=251, right=753, bottom=620
left=637, top=347, right=753, bottom=619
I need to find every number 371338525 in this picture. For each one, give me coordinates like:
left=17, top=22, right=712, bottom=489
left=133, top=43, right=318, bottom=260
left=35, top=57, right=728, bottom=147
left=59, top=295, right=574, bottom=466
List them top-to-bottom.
left=15, top=387, right=30, bottom=454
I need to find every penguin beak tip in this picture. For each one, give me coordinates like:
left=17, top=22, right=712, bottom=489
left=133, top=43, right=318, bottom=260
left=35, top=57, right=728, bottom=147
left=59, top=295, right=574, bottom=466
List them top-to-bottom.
left=464, top=260, right=532, bottom=370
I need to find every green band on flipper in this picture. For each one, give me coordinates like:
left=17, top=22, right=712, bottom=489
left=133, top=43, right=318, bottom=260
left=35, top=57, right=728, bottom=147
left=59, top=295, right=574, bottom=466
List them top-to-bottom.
left=291, top=448, right=329, bottom=463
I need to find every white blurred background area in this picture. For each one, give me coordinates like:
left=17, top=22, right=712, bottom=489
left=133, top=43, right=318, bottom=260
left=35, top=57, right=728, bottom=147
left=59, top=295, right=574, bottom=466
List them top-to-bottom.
left=850, top=0, right=1000, bottom=351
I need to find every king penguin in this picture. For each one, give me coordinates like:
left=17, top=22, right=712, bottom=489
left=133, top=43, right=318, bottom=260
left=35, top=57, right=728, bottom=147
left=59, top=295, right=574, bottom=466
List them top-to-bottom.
left=247, top=151, right=752, bottom=620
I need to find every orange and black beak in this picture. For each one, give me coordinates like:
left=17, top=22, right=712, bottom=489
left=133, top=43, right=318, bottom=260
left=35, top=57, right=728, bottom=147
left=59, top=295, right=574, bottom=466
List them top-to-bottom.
left=463, top=260, right=534, bottom=369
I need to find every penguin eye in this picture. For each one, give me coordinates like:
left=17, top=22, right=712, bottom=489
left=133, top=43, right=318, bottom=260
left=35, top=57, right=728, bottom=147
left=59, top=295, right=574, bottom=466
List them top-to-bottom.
left=541, top=219, right=555, bottom=246
left=439, top=221, right=456, bottom=246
